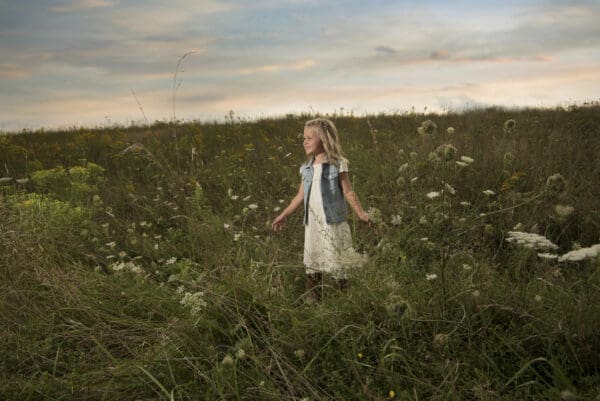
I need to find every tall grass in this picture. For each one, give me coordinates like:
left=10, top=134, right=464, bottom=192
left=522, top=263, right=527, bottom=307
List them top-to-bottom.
left=1, top=105, right=599, bottom=400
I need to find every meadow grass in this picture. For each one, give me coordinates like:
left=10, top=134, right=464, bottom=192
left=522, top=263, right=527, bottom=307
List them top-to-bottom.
left=1, top=105, right=599, bottom=400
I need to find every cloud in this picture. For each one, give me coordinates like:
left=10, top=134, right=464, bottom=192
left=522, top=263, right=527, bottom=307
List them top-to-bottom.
left=50, top=0, right=115, bottom=13
left=375, top=46, right=397, bottom=55
left=235, top=59, right=315, bottom=75
left=0, top=63, right=29, bottom=79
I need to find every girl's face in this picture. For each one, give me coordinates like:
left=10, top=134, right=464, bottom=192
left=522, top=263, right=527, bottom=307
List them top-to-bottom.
left=303, top=128, right=324, bottom=156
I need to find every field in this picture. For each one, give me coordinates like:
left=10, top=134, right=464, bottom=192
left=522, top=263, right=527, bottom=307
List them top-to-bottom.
left=1, top=106, right=599, bottom=400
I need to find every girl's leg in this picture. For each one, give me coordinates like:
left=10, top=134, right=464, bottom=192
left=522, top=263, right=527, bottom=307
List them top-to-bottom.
left=305, top=272, right=323, bottom=302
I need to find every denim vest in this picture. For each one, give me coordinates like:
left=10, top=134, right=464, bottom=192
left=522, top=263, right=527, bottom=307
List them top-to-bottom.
left=300, top=156, right=348, bottom=226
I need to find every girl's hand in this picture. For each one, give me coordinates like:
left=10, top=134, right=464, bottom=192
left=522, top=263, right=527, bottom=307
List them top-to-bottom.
left=358, top=211, right=372, bottom=226
left=271, top=214, right=287, bottom=232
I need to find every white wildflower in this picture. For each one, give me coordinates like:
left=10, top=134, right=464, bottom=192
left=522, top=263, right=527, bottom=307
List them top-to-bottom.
left=447, top=127, right=454, bottom=134
left=460, top=156, right=474, bottom=164
left=455, top=161, right=468, bottom=167
left=398, top=163, right=409, bottom=173
left=410, top=177, right=419, bottom=184
left=444, top=183, right=456, bottom=195
left=483, top=190, right=496, bottom=196
left=426, top=191, right=440, bottom=199
left=230, top=195, right=239, bottom=200
left=243, top=195, right=251, bottom=201
left=278, top=199, right=285, bottom=203
left=460, top=201, right=471, bottom=207
left=248, top=203, right=259, bottom=210
left=554, top=204, right=574, bottom=218
left=273, top=206, right=281, bottom=212
left=367, top=207, right=383, bottom=224
left=390, top=215, right=402, bottom=226
left=419, top=216, right=428, bottom=225
left=223, top=223, right=231, bottom=229
left=506, top=231, right=558, bottom=251
left=234, top=233, right=242, bottom=241
left=420, top=237, right=429, bottom=241
left=106, top=241, right=116, bottom=248
left=558, top=244, right=600, bottom=262
left=338, top=247, right=368, bottom=268
left=538, top=253, right=558, bottom=260
left=165, top=257, right=177, bottom=265
left=462, top=264, right=472, bottom=270
left=426, top=273, right=438, bottom=281
left=472, top=289, right=480, bottom=297
left=180, top=291, right=207, bottom=316
left=534, top=294, right=542, bottom=302
left=235, top=348, right=246, bottom=359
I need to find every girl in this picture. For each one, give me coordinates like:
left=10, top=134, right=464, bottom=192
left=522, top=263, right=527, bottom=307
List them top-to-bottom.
left=272, top=118, right=370, bottom=302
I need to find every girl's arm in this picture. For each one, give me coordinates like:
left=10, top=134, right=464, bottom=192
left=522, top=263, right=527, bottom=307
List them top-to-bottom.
left=339, top=172, right=370, bottom=223
left=271, top=182, right=304, bottom=231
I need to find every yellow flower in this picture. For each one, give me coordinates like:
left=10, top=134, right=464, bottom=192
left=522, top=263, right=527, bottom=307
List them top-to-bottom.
left=357, top=352, right=363, bottom=359
left=389, top=390, right=396, bottom=399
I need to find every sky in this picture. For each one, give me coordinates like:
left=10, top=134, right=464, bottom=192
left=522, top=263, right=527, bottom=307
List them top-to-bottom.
left=1, top=0, right=599, bottom=131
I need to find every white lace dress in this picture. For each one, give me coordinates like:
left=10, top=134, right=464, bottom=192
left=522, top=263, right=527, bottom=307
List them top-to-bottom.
left=303, top=162, right=366, bottom=279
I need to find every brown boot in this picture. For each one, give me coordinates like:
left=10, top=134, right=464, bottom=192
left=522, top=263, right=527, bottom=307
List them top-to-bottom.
left=305, top=273, right=323, bottom=303
left=332, top=278, right=350, bottom=291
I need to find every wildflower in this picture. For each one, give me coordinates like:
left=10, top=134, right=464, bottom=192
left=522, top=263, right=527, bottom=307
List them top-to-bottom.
left=418, top=119, right=437, bottom=136
left=503, top=119, right=516, bottom=131
left=447, top=127, right=454, bottom=134
left=436, top=143, right=458, bottom=161
left=410, top=151, right=418, bottom=159
left=460, top=156, right=474, bottom=164
left=456, top=161, right=468, bottom=167
left=398, top=162, right=409, bottom=173
left=546, top=173, right=567, bottom=195
left=410, top=177, right=418, bottom=184
left=444, top=183, right=456, bottom=195
left=483, top=189, right=496, bottom=196
left=426, top=191, right=440, bottom=199
left=230, top=195, right=239, bottom=200
left=243, top=195, right=251, bottom=201
left=278, top=199, right=285, bottom=203
left=460, top=201, right=471, bottom=207
left=248, top=203, right=259, bottom=210
left=554, top=204, right=574, bottom=218
left=273, top=206, right=281, bottom=212
left=242, top=207, right=249, bottom=214
left=367, top=207, right=383, bottom=224
left=390, top=215, right=402, bottom=226
left=419, top=216, right=428, bottom=224
left=223, top=223, right=231, bottom=229
left=506, top=231, right=558, bottom=250
left=234, top=233, right=242, bottom=241
left=106, top=241, right=116, bottom=248
left=154, top=244, right=159, bottom=250
left=558, top=244, right=600, bottom=262
left=339, top=247, right=368, bottom=268
left=118, top=251, right=127, bottom=258
left=538, top=252, right=558, bottom=260
left=165, top=257, right=177, bottom=265
left=462, top=264, right=472, bottom=270
left=426, top=273, right=437, bottom=281
left=472, top=289, right=480, bottom=297
left=180, top=291, right=207, bottom=316
left=534, top=294, right=542, bottom=302
left=433, top=333, right=449, bottom=347
left=235, top=348, right=246, bottom=360
left=294, top=349, right=306, bottom=359
left=220, top=354, right=234, bottom=368
left=389, top=390, right=396, bottom=399
left=560, top=390, right=576, bottom=401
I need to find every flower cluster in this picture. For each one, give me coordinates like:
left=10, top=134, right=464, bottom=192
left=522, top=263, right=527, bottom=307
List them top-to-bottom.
left=417, top=119, right=438, bottom=136
left=505, top=231, right=558, bottom=250
left=558, top=244, right=600, bottom=262
left=110, top=261, right=143, bottom=274
left=180, top=291, right=207, bottom=316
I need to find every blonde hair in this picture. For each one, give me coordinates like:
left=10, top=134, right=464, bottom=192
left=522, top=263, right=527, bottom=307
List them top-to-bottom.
left=304, top=118, right=348, bottom=166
